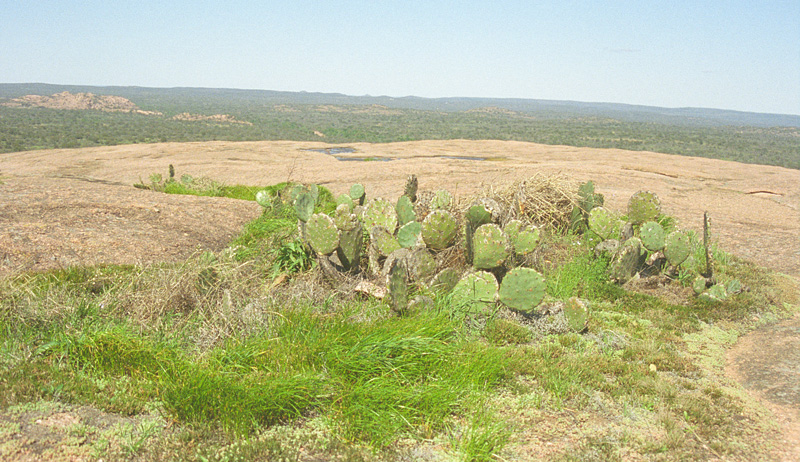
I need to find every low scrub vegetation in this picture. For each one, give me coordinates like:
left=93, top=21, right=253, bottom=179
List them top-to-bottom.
left=0, top=174, right=797, bottom=461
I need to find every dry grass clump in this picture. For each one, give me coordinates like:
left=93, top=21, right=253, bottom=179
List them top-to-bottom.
left=485, top=173, right=580, bottom=231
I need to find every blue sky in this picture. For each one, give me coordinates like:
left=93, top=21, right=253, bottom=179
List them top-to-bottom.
left=2, top=1, right=798, bottom=115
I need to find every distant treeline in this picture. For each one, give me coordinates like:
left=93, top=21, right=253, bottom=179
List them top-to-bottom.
left=1, top=84, right=798, bottom=170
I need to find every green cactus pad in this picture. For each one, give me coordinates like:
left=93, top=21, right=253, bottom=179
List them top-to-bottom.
left=404, top=175, right=418, bottom=203
left=349, top=183, right=366, bottom=205
left=431, top=189, right=454, bottom=210
left=255, top=190, right=271, bottom=208
left=294, top=191, right=315, bottom=222
left=627, top=191, right=661, bottom=225
left=336, top=193, right=354, bottom=211
left=396, top=195, right=416, bottom=226
left=363, top=198, right=398, bottom=234
left=334, top=203, right=359, bottom=231
left=466, top=203, right=493, bottom=227
left=588, top=207, right=617, bottom=240
left=421, top=209, right=458, bottom=250
left=305, top=213, right=339, bottom=255
left=505, top=220, right=540, bottom=255
left=397, top=221, right=422, bottom=248
left=639, top=221, right=666, bottom=252
left=337, top=223, right=363, bottom=271
left=472, top=224, right=511, bottom=270
left=371, top=226, right=401, bottom=257
left=664, top=230, right=692, bottom=267
left=610, top=237, right=646, bottom=283
left=406, top=248, right=437, bottom=283
left=387, top=259, right=409, bottom=314
left=498, top=267, right=546, bottom=313
left=430, top=268, right=460, bottom=293
left=452, top=271, right=499, bottom=313
left=693, top=276, right=707, bottom=295
left=726, top=279, right=743, bottom=295
left=699, top=283, right=727, bottom=302
left=563, top=297, right=590, bottom=333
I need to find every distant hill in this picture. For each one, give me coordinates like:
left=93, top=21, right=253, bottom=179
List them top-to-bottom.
left=1, top=83, right=797, bottom=128
left=1, top=83, right=798, bottom=169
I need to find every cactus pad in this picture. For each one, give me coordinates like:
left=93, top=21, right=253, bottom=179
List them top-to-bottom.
left=404, top=175, right=418, bottom=203
left=349, top=183, right=366, bottom=205
left=431, top=189, right=454, bottom=210
left=255, top=190, right=271, bottom=208
left=294, top=191, right=315, bottom=222
left=627, top=191, right=661, bottom=225
left=336, top=193, right=354, bottom=211
left=396, top=195, right=416, bottom=226
left=363, top=198, right=398, bottom=234
left=334, top=203, right=359, bottom=231
left=588, top=207, right=616, bottom=240
left=421, top=210, right=458, bottom=250
left=305, top=213, right=339, bottom=255
left=505, top=220, right=540, bottom=255
left=397, top=221, right=422, bottom=248
left=639, top=221, right=666, bottom=252
left=337, top=222, right=363, bottom=271
left=472, top=224, right=511, bottom=270
left=371, top=226, right=401, bottom=257
left=664, top=230, right=692, bottom=267
left=609, top=237, right=646, bottom=283
left=406, top=248, right=437, bottom=283
left=387, top=259, right=409, bottom=314
left=498, top=267, right=546, bottom=313
left=430, top=268, right=460, bottom=293
left=452, top=271, right=499, bottom=313
left=693, top=276, right=707, bottom=295
left=699, top=283, right=727, bottom=302
left=563, top=297, right=589, bottom=333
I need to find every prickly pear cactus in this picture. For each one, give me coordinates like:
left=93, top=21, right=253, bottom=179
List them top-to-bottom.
left=404, top=174, right=418, bottom=203
left=571, top=181, right=604, bottom=231
left=349, top=183, right=366, bottom=205
left=431, top=189, right=453, bottom=210
left=255, top=190, right=271, bottom=208
left=294, top=191, right=315, bottom=223
left=627, top=191, right=661, bottom=225
left=336, top=194, right=354, bottom=211
left=396, top=195, right=416, bottom=226
left=363, top=198, right=398, bottom=234
left=465, top=202, right=495, bottom=262
left=334, top=203, right=359, bottom=231
left=588, top=207, right=617, bottom=240
left=421, top=210, right=458, bottom=250
left=306, top=213, right=339, bottom=255
left=505, top=220, right=540, bottom=255
left=397, top=221, right=422, bottom=248
left=639, top=221, right=666, bottom=252
left=337, top=223, right=363, bottom=272
left=472, top=224, right=511, bottom=270
left=371, top=226, right=401, bottom=257
left=664, top=230, right=692, bottom=267
left=609, top=237, right=646, bottom=283
left=405, top=248, right=437, bottom=283
left=387, top=259, right=409, bottom=314
left=429, top=267, right=460, bottom=293
left=498, top=267, right=546, bottom=313
left=452, top=271, right=499, bottom=313
left=693, top=276, right=707, bottom=295
left=726, top=279, right=742, bottom=295
left=699, top=283, right=727, bottom=302
left=563, top=297, right=589, bottom=333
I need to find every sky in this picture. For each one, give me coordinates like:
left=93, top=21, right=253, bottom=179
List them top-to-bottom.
left=1, top=1, right=798, bottom=115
